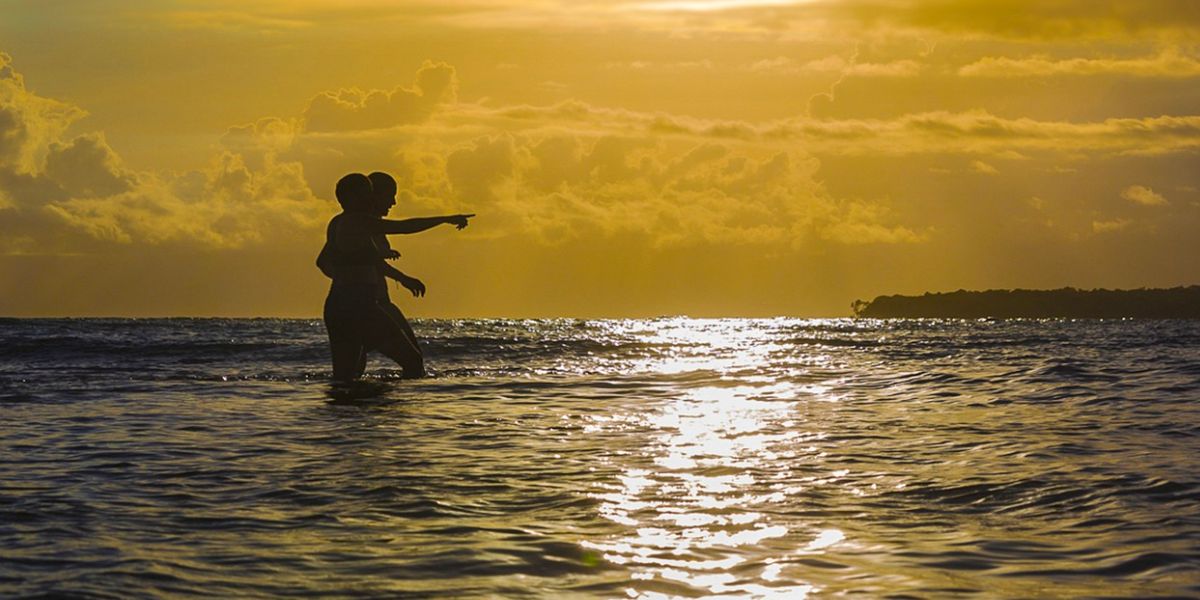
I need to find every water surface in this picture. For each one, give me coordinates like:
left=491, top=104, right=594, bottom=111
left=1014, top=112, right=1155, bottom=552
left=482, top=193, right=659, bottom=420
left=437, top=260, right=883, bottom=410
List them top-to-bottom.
left=2, top=318, right=1199, bottom=598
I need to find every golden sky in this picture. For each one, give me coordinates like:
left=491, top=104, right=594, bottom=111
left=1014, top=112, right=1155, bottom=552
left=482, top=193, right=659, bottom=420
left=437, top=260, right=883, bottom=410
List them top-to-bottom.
left=1, top=0, right=1198, bottom=316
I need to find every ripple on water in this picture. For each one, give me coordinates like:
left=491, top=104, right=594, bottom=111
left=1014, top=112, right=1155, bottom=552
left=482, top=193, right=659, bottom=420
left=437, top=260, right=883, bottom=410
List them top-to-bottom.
left=1, top=318, right=1199, bottom=598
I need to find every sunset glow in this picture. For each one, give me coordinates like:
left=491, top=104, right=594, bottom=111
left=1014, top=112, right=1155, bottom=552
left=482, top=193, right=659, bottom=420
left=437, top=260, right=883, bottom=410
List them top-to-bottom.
left=1, top=0, right=1197, bottom=316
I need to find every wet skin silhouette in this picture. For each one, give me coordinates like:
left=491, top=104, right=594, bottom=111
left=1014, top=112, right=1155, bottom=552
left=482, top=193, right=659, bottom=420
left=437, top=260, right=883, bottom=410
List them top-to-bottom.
left=318, top=173, right=473, bottom=382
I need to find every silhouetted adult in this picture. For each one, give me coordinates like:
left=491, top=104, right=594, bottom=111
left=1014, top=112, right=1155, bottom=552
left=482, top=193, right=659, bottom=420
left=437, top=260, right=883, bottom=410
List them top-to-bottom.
left=318, top=173, right=473, bottom=381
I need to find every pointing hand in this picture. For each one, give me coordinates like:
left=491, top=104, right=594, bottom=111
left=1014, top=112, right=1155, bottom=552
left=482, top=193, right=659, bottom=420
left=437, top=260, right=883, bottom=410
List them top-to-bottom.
left=449, top=214, right=475, bottom=230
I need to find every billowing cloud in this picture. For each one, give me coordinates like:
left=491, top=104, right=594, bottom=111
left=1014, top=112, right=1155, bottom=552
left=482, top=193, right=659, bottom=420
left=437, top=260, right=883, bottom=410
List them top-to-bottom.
left=0, top=0, right=1197, bottom=317
left=4, top=49, right=931, bottom=261
left=8, top=49, right=1198, bottom=262
left=0, top=52, right=86, bottom=174
left=0, top=55, right=327, bottom=254
left=301, top=61, right=457, bottom=132
left=200, top=71, right=924, bottom=252
left=221, top=117, right=298, bottom=160
left=284, top=127, right=920, bottom=248
left=43, top=133, right=138, bottom=198
left=445, top=135, right=516, bottom=201
left=47, top=153, right=325, bottom=248
left=1121, top=185, right=1168, bottom=206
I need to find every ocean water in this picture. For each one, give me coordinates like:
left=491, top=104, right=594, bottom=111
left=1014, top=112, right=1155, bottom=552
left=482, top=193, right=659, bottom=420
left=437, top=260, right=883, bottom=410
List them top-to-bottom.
left=1, top=317, right=1199, bottom=599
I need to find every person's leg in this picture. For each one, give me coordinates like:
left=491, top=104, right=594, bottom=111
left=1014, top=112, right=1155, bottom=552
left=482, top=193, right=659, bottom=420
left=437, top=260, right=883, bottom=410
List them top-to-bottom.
left=324, top=291, right=365, bottom=382
left=365, top=301, right=426, bottom=379
left=384, top=303, right=424, bottom=359
left=377, top=340, right=425, bottom=378
left=330, top=341, right=365, bottom=381
left=350, top=344, right=367, bottom=380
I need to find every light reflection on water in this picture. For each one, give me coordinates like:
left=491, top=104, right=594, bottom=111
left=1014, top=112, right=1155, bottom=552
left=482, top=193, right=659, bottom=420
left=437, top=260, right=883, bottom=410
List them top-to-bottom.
left=3, top=317, right=1200, bottom=598
left=586, top=320, right=843, bottom=597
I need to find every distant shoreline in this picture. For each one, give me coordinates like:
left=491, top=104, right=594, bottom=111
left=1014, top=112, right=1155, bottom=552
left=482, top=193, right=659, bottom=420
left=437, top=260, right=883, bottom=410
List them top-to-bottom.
left=852, top=286, right=1200, bottom=318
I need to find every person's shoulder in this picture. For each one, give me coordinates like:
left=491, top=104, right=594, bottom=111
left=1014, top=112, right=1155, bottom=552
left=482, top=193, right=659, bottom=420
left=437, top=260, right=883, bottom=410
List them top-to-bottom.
left=335, top=212, right=380, bottom=235
left=339, top=212, right=379, bottom=224
left=324, top=213, right=343, bottom=234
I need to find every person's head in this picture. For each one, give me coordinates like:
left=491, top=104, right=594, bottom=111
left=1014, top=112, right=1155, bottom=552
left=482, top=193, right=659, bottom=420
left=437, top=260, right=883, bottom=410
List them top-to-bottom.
left=367, top=172, right=398, bottom=217
left=334, top=173, right=372, bottom=213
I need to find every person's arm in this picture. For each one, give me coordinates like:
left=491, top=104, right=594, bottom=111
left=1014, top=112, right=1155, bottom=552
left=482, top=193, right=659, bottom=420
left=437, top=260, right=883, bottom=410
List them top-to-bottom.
left=370, top=214, right=475, bottom=235
left=369, top=234, right=400, bottom=260
left=380, top=263, right=426, bottom=297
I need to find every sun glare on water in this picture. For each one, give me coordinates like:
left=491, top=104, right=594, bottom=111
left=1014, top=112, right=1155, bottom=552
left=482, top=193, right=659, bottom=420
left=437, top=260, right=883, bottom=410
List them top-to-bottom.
left=584, top=319, right=848, bottom=597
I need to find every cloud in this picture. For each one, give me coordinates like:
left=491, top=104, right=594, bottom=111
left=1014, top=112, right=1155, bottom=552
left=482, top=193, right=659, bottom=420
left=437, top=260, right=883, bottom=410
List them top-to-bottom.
left=77, top=0, right=1200, bottom=45
left=603, top=0, right=1200, bottom=41
left=836, top=0, right=1200, bottom=40
left=147, top=1, right=496, bottom=31
left=159, top=10, right=312, bottom=32
left=960, top=49, right=1200, bottom=78
left=13, top=50, right=1195, bottom=267
left=0, top=52, right=86, bottom=174
left=0, top=52, right=16, bottom=81
left=0, top=54, right=328, bottom=254
left=752, top=55, right=922, bottom=78
left=604, top=60, right=714, bottom=70
left=301, top=61, right=457, bottom=132
left=204, top=63, right=1200, bottom=253
left=223, top=77, right=932, bottom=250
left=482, top=100, right=1200, bottom=158
left=274, top=106, right=922, bottom=248
left=775, top=112, right=1200, bottom=157
left=220, top=117, right=300, bottom=170
left=43, top=133, right=138, bottom=198
left=445, top=134, right=516, bottom=201
left=466, top=135, right=920, bottom=248
left=526, top=135, right=586, bottom=191
left=47, top=153, right=325, bottom=248
left=970, top=160, right=998, bottom=174
left=1121, top=185, right=1168, bottom=206
left=819, top=201, right=926, bottom=244
left=1092, top=218, right=1131, bottom=233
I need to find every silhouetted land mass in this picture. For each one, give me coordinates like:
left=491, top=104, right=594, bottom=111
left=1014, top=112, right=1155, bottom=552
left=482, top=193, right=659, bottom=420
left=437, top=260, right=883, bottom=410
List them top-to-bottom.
left=852, top=286, right=1200, bottom=318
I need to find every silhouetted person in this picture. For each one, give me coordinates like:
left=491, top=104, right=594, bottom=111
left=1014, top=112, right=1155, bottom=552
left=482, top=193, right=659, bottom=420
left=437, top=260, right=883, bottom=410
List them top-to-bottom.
left=365, top=171, right=427, bottom=367
left=318, top=173, right=473, bottom=381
